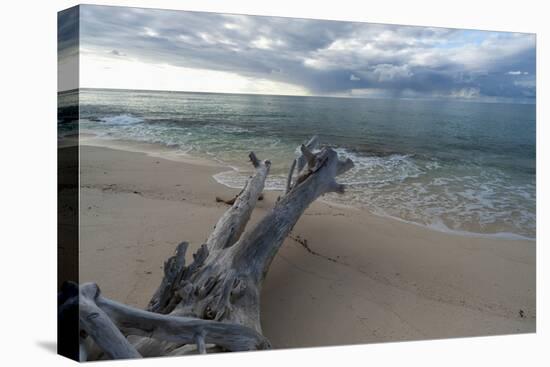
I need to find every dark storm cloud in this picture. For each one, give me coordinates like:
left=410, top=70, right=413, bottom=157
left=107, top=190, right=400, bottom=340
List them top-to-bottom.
left=79, top=5, right=536, bottom=102
left=110, top=49, right=126, bottom=56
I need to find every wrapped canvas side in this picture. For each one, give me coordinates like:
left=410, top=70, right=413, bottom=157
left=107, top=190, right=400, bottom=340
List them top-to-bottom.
left=58, top=5, right=80, bottom=361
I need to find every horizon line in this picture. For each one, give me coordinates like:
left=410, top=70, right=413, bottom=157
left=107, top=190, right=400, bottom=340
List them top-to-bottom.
left=58, top=87, right=536, bottom=105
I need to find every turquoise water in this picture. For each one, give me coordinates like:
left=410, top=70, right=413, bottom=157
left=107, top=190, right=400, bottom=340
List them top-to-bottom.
left=73, top=88, right=536, bottom=239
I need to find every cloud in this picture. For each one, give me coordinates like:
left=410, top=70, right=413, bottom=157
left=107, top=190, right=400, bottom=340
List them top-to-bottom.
left=77, top=5, right=536, bottom=102
left=142, top=27, right=159, bottom=37
left=110, top=49, right=125, bottom=56
left=371, top=64, right=413, bottom=82
left=507, top=70, right=529, bottom=75
left=450, top=87, right=480, bottom=99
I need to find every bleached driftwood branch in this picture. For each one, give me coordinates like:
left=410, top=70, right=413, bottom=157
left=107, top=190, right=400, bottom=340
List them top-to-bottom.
left=60, top=137, right=353, bottom=360
left=206, top=152, right=271, bottom=251
left=78, top=282, right=269, bottom=359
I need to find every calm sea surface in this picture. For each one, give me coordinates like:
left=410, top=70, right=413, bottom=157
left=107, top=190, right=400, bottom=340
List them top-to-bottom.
left=62, top=88, right=536, bottom=239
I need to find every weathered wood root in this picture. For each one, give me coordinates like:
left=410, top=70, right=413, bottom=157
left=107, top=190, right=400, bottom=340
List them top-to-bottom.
left=61, top=137, right=354, bottom=360
left=146, top=139, right=354, bottom=334
left=147, top=241, right=189, bottom=313
left=70, top=282, right=271, bottom=360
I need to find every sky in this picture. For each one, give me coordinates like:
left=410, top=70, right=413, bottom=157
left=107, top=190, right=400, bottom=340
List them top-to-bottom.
left=59, top=5, right=536, bottom=102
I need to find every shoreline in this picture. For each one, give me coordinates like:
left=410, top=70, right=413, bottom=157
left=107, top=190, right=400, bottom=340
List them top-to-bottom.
left=79, top=134, right=225, bottom=168
left=81, top=136, right=535, bottom=242
left=77, top=143, right=535, bottom=348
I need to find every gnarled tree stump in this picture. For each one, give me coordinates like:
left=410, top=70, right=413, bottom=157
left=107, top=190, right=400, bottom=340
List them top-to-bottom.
left=60, top=137, right=354, bottom=360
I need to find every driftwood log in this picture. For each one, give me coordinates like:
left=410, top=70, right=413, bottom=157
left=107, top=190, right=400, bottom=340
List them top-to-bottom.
left=59, top=136, right=354, bottom=360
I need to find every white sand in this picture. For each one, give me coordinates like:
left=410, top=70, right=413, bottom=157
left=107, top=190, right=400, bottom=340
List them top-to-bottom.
left=78, top=144, right=535, bottom=349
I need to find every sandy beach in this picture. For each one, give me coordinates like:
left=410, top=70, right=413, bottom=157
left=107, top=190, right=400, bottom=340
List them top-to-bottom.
left=78, top=142, right=535, bottom=349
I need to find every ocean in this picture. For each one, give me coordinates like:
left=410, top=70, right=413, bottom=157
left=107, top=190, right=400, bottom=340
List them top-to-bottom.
left=59, top=88, right=536, bottom=239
